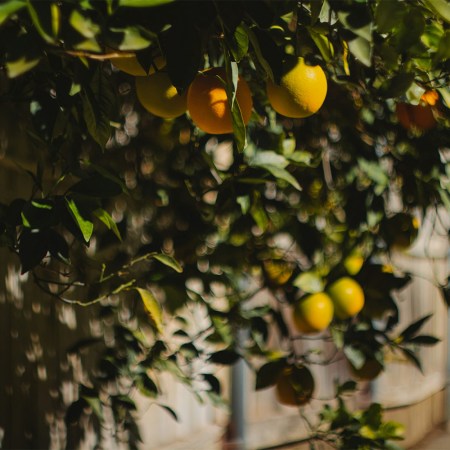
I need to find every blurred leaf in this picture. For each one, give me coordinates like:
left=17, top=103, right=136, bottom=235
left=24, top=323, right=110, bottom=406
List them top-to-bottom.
left=119, top=0, right=174, bottom=6
left=375, top=0, right=404, bottom=33
left=422, top=0, right=450, bottom=23
left=0, top=1, right=25, bottom=25
left=69, top=10, right=100, bottom=39
left=307, top=26, right=334, bottom=62
left=348, top=36, right=372, bottom=67
left=6, top=56, right=40, bottom=78
left=93, top=209, right=122, bottom=241
left=18, top=230, right=49, bottom=273
left=293, top=271, right=324, bottom=293
left=135, top=288, right=163, bottom=333
left=407, top=335, right=440, bottom=346
left=400, top=347, right=423, bottom=373
left=209, top=348, right=241, bottom=365
left=255, top=359, right=285, bottom=390
left=136, top=373, right=158, bottom=397
left=202, top=373, right=221, bottom=395
left=83, top=395, right=103, bottom=419
left=65, top=398, right=87, bottom=426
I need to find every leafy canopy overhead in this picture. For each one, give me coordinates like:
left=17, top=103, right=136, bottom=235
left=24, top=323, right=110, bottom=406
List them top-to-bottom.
left=0, top=0, right=449, bottom=448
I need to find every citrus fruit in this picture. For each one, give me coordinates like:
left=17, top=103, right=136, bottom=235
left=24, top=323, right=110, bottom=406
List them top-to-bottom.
left=110, top=53, right=165, bottom=77
left=266, top=56, right=327, bottom=118
left=187, top=68, right=253, bottom=134
left=136, top=71, right=187, bottom=119
left=396, top=91, right=438, bottom=131
left=382, top=213, right=419, bottom=250
left=343, top=252, right=364, bottom=275
left=263, top=260, right=294, bottom=286
left=327, top=277, right=364, bottom=320
left=292, top=292, right=334, bottom=333
left=349, top=358, right=384, bottom=381
left=275, top=365, right=315, bottom=407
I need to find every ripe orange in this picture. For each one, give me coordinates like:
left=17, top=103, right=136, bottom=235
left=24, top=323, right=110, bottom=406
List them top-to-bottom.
left=110, top=53, right=165, bottom=77
left=266, top=56, right=327, bottom=118
left=187, top=68, right=253, bottom=134
left=136, top=71, right=187, bottom=119
left=396, top=91, right=438, bottom=131
left=343, top=252, right=364, bottom=275
left=327, top=277, right=364, bottom=320
left=292, top=292, right=334, bottom=333
left=275, top=365, right=315, bottom=407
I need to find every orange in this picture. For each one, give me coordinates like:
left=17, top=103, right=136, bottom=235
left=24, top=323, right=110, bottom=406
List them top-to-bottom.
left=110, top=53, right=165, bottom=77
left=266, top=56, right=327, bottom=118
left=187, top=68, right=253, bottom=134
left=136, top=71, right=187, bottom=119
left=396, top=91, right=438, bottom=131
left=343, top=252, right=364, bottom=275
left=263, top=260, right=294, bottom=286
left=327, top=277, right=364, bottom=320
left=292, top=292, right=334, bottom=333
left=275, top=365, right=315, bottom=407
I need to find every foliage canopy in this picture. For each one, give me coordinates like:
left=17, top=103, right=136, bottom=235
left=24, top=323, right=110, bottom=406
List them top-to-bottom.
left=0, top=0, right=449, bottom=448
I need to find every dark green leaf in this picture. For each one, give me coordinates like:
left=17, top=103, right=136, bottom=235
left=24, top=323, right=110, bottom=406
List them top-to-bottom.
left=119, top=0, right=174, bottom=7
left=375, top=0, right=405, bottom=34
left=422, top=0, right=450, bottom=24
left=228, top=24, right=249, bottom=63
left=348, top=36, right=372, bottom=67
left=18, top=230, right=49, bottom=273
left=398, top=314, right=432, bottom=341
left=408, top=335, right=440, bottom=346
left=400, top=347, right=423, bottom=373
left=209, top=348, right=241, bottom=365
left=255, top=359, right=285, bottom=390
left=136, top=373, right=158, bottom=397
left=202, top=373, right=221, bottom=395
left=65, top=398, right=87, bottom=426
left=158, top=404, right=178, bottom=421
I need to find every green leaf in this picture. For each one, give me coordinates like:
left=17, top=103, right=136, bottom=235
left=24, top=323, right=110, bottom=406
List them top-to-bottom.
left=26, top=0, right=55, bottom=44
left=118, top=0, right=174, bottom=6
left=375, top=0, right=405, bottom=34
left=422, top=0, right=450, bottom=24
left=0, top=1, right=25, bottom=26
left=69, top=10, right=100, bottom=39
left=338, top=10, right=372, bottom=42
left=228, top=24, right=249, bottom=63
left=245, top=25, right=274, bottom=82
left=110, top=26, right=153, bottom=50
left=307, top=26, right=334, bottom=62
left=433, top=30, right=450, bottom=64
left=348, top=36, right=372, bottom=67
left=6, top=56, right=40, bottom=78
left=81, top=69, right=116, bottom=148
left=65, top=197, right=94, bottom=243
left=93, top=209, right=122, bottom=241
left=153, top=253, right=183, bottom=273
left=293, top=272, right=324, bottom=293
left=135, top=288, right=163, bottom=333
left=398, top=314, right=432, bottom=341
left=407, top=335, right=440, bottom=346
left=344, top=345, right=365, bottom=370
left=400, top=347, right=423, bottom=373
left=209, top=348, right=241, bottom=365
left=255, top=359, right=285, bottom=390
left=136, top=373, right=158, bottom=397
left=82, top=396, right=103, bottom=420
left=157, top=404, right=178, bottom=421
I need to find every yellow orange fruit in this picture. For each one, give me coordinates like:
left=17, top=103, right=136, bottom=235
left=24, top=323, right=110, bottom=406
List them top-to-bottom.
left=110, top=53, right=165, bottom=77
left=266, top=56, right=327, bottom=118
left=187, top=68, right=253, bottom=134
left=136, top=71, right=187, bottom=119
left=396, top=91, right=439, bottom=131
left=343, top=252, right=364, bottom=275
left=263, top=260, right=294, bottom=286
left=327, top=277, right=365, bottom=320
left=292, top=292, right=334, bottom=333
left=275, top=365, right=315, bottom=407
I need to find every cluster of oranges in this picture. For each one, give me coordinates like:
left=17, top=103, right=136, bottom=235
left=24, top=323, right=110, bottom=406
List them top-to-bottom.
left=110, top=52, right=328, bottom=133
left=292, top=276, right=365, bottom=334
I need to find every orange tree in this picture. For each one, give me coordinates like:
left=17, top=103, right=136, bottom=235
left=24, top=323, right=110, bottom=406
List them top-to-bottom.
left=0, top=0, right=449, bottom=448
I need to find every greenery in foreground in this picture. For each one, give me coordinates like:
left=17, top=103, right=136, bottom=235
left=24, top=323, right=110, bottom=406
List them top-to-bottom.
left=0, top=0, right=449, bottom=448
